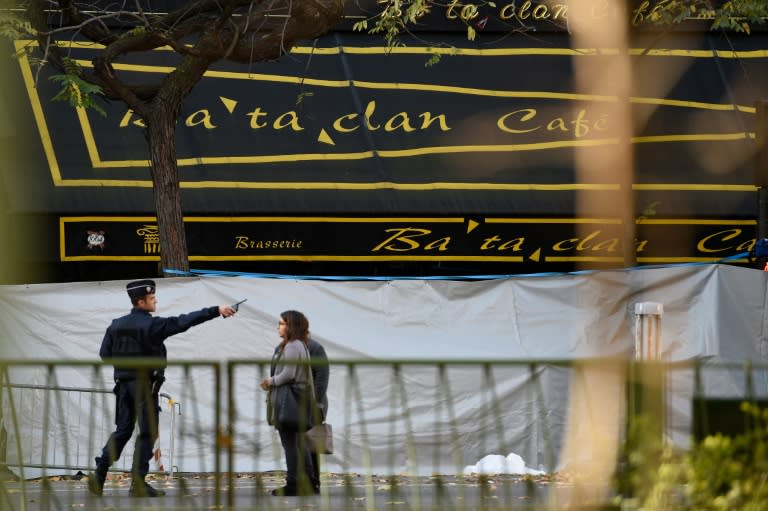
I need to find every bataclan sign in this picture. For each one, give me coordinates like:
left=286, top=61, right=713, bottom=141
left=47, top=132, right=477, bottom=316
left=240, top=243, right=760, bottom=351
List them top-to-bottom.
left=3, top=3, right=765, bottom=273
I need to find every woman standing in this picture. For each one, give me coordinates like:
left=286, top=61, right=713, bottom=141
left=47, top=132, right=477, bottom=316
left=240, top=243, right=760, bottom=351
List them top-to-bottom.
left=261, top=310, right=318, bottom=496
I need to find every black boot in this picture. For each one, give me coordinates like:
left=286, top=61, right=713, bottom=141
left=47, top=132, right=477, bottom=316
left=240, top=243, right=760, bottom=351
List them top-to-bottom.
left=87, top=458, right=108, bottom=496
left=129, top=480, right=166, bottom=498
left=271, top=484, right=316, bottom=497
left=271, top=485, right=298, bottom=496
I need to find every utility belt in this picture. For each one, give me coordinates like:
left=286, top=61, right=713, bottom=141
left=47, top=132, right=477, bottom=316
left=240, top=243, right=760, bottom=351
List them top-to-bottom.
left=115, top=369, right=166, bottom=394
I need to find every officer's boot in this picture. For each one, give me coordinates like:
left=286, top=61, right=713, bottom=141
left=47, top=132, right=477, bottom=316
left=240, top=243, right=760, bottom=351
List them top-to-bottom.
left=87, top=457, right=108, bottom=496
left=129, top=477, right=166, bottom=498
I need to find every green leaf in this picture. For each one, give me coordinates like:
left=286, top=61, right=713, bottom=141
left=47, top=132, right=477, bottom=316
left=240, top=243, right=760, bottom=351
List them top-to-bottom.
left=49, top=73, right=106, bottom=117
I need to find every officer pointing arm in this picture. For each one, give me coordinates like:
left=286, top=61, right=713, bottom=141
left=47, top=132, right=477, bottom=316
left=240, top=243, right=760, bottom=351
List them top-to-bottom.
left=89, top=279, right=236, bottom=498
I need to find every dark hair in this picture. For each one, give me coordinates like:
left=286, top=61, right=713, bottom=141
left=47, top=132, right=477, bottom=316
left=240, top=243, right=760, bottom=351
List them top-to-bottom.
left=280, top=310, right=309, bottom=346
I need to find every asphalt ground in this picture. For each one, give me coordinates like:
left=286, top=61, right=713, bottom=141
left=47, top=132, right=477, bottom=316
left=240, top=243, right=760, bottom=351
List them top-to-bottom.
left=0, top=471, right=591, bottom=511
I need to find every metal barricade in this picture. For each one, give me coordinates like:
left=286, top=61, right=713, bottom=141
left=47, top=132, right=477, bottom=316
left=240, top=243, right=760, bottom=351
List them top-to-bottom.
left=0, top=358, right=766, bottom=511
left=0, top=382, right=179, bottom=476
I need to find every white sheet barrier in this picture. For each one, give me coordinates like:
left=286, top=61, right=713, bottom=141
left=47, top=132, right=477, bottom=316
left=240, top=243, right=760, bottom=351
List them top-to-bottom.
left=0, top=264, right=767, bottom=477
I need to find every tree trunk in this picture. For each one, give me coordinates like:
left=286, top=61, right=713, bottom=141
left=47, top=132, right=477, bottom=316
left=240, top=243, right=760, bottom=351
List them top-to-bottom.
left=146, top=106, right=189, bottom=276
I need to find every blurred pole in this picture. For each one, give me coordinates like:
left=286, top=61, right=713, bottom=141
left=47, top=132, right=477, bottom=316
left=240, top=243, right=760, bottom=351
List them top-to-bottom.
left=553, top=2, right=634, bottom=508
left=756, top=100, right=768, bottom=270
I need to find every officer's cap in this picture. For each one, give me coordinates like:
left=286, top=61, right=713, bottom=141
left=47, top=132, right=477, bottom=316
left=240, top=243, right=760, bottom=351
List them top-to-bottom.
left=126, top=279, right=156, bottom=300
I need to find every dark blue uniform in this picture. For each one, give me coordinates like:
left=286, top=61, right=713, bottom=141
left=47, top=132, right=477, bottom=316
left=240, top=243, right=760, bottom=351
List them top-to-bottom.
left=96, top=306, right=220, bottom=480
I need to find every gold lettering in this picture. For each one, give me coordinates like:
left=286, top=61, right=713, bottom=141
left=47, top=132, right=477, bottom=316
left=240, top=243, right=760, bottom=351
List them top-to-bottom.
left=446, top=0, right=461, bottom=20
left=519, top=0, right=533, bottom=20
left=499, top=3, right=516, bottom=20
left=460, top=4, right=479, bottom=21
left=533, top=4, right=550, bottom=20
left=551, top=4, right=568, bottom=20
left=364, top=101, right=381, bottom=131
left=247, top=107, right=268, bottom=129
left=119, top=109, right=145, bottom=128
left=186, top=109, right=217, bottom=129
left=498, top=109, right=539, bottom=134
left=572, top=109, right=590, bottom=138
left=273, top=111, right=304, bottom=131
left=384, top=112, right=417, bottom=132
left=419, top=112, right=451, bottom=131
left=333, top=113, right=359, bottom=133
left=593, top=114, right=609, bottom=132
left=547, top=117, right=568, bottom=132
left=371, top=228, right=431, bottom=252
left=697, top=229, right=742, bottom=253
left=575, top=230, right=601, bottom=251
left=480, top=235, right=502, bottom=250
left=233, top=236, right=303, bottom=250
left=424, top=237, right=451, bottom=251
left=498, top=238, right=525, bottom=251
left=553, top=238, right=578, bottom=251
left=593, top=238, right=619, bottom=252
left=635, top=239, right=648, bottom=253
left=738, top=239, right=755, bottom=251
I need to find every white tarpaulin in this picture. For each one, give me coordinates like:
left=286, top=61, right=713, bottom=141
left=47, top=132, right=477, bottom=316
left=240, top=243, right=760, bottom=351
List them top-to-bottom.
left=0, top=264, right=766, bottom=478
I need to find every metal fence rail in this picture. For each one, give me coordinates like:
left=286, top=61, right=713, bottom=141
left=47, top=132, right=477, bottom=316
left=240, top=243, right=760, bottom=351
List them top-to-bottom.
left=0, top=359, right=766, bottom=511
left=0, top=382, right=180, bottom=474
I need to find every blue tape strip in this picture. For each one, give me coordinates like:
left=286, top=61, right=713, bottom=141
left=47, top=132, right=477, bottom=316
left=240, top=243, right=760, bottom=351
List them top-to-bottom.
left=163, top=252, right=752, bottom=282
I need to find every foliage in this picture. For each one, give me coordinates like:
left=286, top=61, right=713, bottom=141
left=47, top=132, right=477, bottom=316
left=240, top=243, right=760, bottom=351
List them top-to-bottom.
left=0, top=0, right=346, bottom=273
left=354, top=0, right=497, bottom=48
left=648, top=0, right=768, bottom=34
left=0, top=9, right=32, bottom=40
left=49, top=66, right=106, bottom=116
left=622, top=403, right=768, bottom=511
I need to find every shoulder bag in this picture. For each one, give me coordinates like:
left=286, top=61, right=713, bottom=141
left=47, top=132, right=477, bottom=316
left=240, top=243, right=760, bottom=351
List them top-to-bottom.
left=267, top=343, right=315, bottom=432
left=301, top=344, right=334, bottom=454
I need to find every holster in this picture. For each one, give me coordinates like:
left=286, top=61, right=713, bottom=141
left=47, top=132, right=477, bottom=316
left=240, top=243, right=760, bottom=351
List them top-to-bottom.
left=151, top=371, right=166, bottom=395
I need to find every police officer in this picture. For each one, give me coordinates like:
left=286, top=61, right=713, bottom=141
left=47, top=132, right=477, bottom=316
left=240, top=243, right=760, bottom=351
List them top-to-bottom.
left=88, top=280, right=236, bottom=498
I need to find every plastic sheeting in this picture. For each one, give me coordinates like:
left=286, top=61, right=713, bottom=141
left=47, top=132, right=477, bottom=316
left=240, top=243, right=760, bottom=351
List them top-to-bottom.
left=0, top=264, right=766, bottom=478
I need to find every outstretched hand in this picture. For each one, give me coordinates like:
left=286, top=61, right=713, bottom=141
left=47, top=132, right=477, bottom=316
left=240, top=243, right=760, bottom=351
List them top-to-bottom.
left=219, top=305, right=236, bottom=317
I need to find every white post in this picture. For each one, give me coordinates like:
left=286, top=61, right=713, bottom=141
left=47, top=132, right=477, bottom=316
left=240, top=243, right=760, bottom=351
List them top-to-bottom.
left=634, top=302, right=664, bottom=360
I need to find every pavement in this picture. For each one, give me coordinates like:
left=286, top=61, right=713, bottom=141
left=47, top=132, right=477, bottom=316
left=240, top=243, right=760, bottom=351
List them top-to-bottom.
left=0, top=471, right=586, bottom=511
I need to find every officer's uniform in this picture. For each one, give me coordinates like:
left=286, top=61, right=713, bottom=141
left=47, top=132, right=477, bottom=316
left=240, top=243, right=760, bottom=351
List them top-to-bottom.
left=91, top=280, right=221, bottom=497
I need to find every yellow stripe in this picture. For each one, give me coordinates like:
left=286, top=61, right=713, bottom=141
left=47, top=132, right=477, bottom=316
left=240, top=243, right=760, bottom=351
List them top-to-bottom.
left=15, top=41, right=64, bottom=185
left=34, top=41, right=768, bottom=59
left=633, top=133, right=751, bottom=144
left=90, top=140, right=623, bottom=169
left=47, top=179, right=759, bottom=192
left=53, top=179, right=622, bottom=190
left=633, top=184, right=756, bottom=191
left=61, top=215, right=756, bottom=225
left=182, top=216, right=466, bottom=223
left=487, top=218, right=622, bottom=224
left=636, top=219, right=755, bottom=225
left=60, top=254, right=526, bottom=262
left=546, top=257, right=625, bottom=263
left=636, top=257, right=750, bottom=263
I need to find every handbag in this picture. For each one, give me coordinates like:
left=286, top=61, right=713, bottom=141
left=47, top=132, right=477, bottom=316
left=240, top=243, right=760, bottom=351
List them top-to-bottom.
left=267, top=343, right=316, bottom=431
left=269, top=381, right=313, bottom=431
left=306, top=422, right=334, bottom=454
